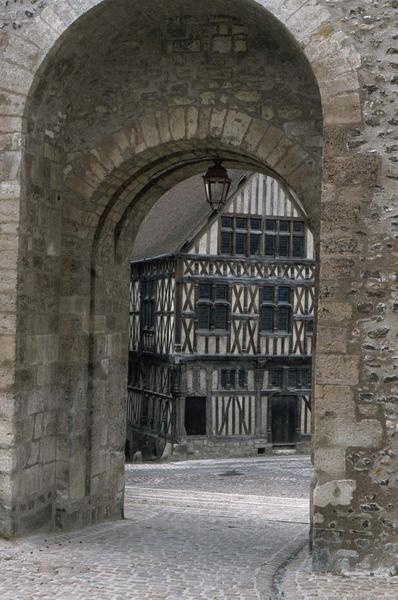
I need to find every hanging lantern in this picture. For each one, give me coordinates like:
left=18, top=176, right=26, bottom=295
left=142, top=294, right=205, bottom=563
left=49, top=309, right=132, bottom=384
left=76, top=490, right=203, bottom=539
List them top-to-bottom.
left=203, top=160, right=231, bottom=211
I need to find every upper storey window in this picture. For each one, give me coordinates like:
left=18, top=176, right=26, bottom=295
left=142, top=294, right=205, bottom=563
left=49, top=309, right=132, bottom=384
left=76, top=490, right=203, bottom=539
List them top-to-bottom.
left=220, top=215, right=305, bottom=258
left=220, top=216, right=262, bottom=257
left=265, top=219, right=305, bottom=258
left=141, top=279, right=156, bottom=331
left=196, top=283, right=229, bottom=332
left=260, top=286, right=292, bottom=334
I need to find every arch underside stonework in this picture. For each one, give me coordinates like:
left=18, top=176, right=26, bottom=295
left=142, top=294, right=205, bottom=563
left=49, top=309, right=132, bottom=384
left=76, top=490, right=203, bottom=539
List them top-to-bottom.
left=0, top=0, right=395, bottom=575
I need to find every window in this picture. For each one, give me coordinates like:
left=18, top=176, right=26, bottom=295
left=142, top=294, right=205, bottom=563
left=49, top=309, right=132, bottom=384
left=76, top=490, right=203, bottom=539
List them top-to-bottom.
left=220, top=215, right=262, bottom=256
left=264, top=219, right=305, bottom=258
left=141, top=279, right=156, bottom=330
left=196, top=283, right=229, bottom=331
left=260, top=286, right=292, bottom=333
left=306, top=319, right=314, bottom=335
left=269, top=368, right=283, bottom=388
left=288, top=368, right=311, bottom=389
left=220, top=369, right=247, bottom=389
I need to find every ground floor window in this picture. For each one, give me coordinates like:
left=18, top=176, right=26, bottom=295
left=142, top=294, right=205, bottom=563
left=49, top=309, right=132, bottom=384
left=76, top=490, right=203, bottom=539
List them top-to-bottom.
left=220, top=368, right=247, bottom=389
left=185, top=396, right=207, bottom=436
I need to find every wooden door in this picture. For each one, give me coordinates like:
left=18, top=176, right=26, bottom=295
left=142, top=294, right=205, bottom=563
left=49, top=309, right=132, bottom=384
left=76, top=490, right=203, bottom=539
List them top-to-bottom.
left=271, top=395, right=297, bottom=445
left=185, top=396, right=207, bottom=436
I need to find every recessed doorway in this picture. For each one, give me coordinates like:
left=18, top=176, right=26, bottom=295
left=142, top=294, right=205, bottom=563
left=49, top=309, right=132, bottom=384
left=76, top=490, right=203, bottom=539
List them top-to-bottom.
left=271, top=395, right=297, bottom=446
left=185, top=396, right=207, bottom=436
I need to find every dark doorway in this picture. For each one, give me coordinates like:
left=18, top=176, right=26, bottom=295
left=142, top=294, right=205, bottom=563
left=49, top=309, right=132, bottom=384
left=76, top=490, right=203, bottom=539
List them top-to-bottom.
left=271, top=395, right=297, bottom=445
left=185, top=396, right=207, bottom=436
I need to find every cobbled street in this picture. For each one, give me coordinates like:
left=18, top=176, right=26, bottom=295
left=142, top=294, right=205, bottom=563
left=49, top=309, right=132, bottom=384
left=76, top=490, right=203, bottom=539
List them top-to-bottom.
left=0, top=456, right=311, bottom=600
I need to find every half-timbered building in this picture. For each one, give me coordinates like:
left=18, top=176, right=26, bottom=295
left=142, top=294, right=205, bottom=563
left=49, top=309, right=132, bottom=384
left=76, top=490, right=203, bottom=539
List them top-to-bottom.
left=127, top=171, right=315, bottom=459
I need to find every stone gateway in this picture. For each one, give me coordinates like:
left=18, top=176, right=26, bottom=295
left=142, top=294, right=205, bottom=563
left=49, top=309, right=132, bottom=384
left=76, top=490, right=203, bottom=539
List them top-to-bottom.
left=0, top=0, right=397, bottom=575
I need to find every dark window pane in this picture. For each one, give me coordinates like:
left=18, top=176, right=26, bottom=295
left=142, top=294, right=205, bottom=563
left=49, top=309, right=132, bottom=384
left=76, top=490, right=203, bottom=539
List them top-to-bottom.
left=221, top=216, right=233, bottom=228
left=236, top=217, right=248, bottom=229
left=250, top=218, right=262, bottom=230
left=265, top=219, right=276, bottom=232
left=279, top=220, right=290, bottom=232
left=293, top=221, right=304, bottom=233
left=221, top=231, right=233, bottom=254
left=235, top=232, right=247, bottom=255
left=250, top=234, right=261, bottom=255
left=265, top=235, right=275, bottom=257
left=278, top=236, right=289, bottom=257
left=292, top=236, right=304, bottom=258
left=198, top=284, right=211, bottom=299
left=215, top=285, right=228, bottom=300
left=262, top=287, right=274, bottom=303
left=278, top=287, right=290, bottom=303
left=197, top=304, right=211, bottom=329
left=214, top=304, right=228, bottom=330
left=261, top=306, right=274, bottom=332
left=277, top=306, right=290, bottom=332
left=307, top=319, right=314, bottom=334
left=270, top=368, right=283, bottom=387
left=221, top=369, right=235, bottom=389
left=229, top=369, right=236, bottom=387
left=238, top=369, right=247, bottom=388
left=288, top=369, right=297, bottom=387
left=303, top=369, right=312, bottom=387
left=221, top=370, right=227, bottom=388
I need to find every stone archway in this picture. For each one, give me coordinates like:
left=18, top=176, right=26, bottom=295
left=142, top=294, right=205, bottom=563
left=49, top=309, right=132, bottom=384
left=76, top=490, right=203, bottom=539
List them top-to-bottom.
left=0, top=0, right=393, bottom=576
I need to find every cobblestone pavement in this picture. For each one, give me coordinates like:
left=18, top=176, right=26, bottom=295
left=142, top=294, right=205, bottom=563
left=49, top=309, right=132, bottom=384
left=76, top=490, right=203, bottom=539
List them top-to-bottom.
left=0, top=456, right=311, bottom=599
left=276, top=546, right=398, bottom=600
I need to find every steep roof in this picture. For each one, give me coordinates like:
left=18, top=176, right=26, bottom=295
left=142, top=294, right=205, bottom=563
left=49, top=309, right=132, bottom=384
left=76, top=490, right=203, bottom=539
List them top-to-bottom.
left=132, top=169, right=248, bottom=261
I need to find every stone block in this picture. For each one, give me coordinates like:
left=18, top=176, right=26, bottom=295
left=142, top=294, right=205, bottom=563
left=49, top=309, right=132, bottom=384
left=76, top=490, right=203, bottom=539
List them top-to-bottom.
left=169, top=108, right=186, bottom=141
left=223, top=110, right=251, bottom=145
left=155, top=111, right=172, bottom=144
left=141, top=112, right=161, bottom=148
left=317, top=301, right=352, bottom=326
left=316, top=326, right=347, bottom=353
left=316, top=354, right=359, bottom=386
left=314, top=384, right=355, bottom=421
left=315, top=447, right=346, bottom=480
left=314, top=479, right=356, bottom=508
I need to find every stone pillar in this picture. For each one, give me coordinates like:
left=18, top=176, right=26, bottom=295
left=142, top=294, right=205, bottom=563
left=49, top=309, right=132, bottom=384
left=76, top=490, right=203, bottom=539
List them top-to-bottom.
left=312, top=152, right=387, bottom=573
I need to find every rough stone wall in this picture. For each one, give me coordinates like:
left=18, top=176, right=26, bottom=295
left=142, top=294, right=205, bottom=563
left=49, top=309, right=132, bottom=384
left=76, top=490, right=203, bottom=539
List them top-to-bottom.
left=0, top=0, right=396, bottom=576
left=309, top=0, right=398, bottom=574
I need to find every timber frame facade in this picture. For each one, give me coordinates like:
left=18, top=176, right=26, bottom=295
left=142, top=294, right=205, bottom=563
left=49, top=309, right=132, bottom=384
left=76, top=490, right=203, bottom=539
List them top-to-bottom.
left=127, top=173, right=315, bottom=459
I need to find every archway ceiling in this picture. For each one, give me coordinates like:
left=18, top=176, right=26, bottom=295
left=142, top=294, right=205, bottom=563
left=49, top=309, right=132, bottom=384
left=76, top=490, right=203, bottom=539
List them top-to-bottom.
left=31, top=0, right=322, bottom=154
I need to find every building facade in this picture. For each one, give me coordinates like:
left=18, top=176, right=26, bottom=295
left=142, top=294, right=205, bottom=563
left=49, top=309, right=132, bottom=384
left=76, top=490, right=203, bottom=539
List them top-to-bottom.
left=127, top=173, right=315, bottom=459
